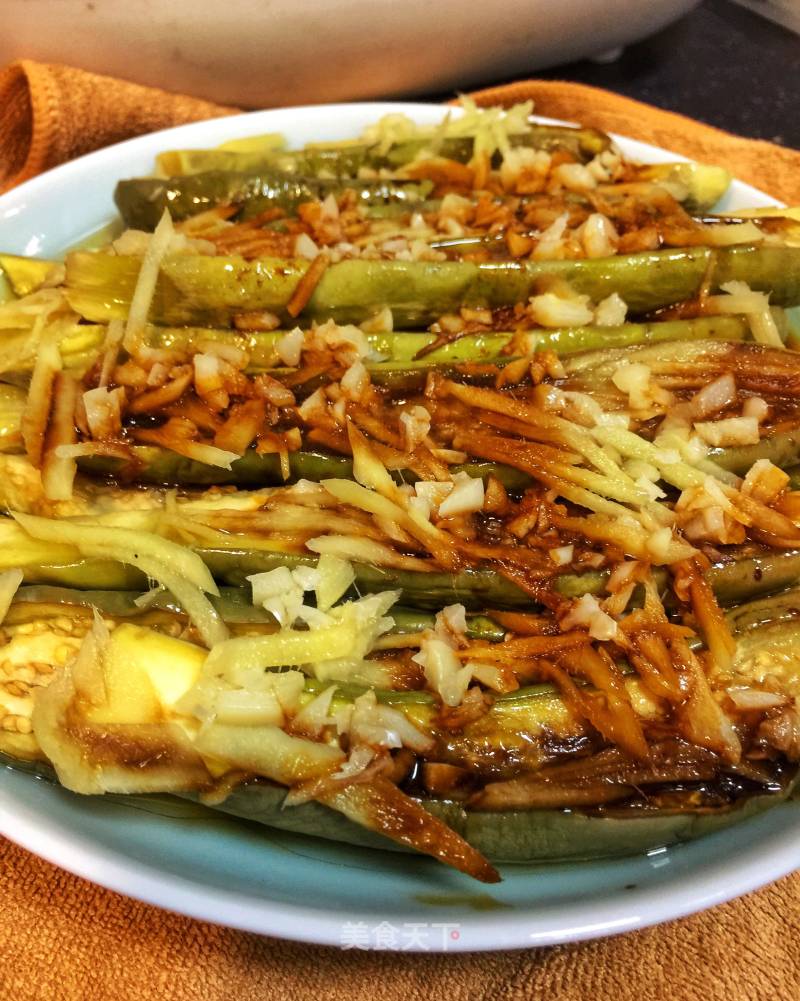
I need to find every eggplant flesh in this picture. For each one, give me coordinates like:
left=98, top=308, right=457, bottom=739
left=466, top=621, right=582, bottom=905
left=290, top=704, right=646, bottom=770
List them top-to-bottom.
left=1, top=589, right=798, bottom=864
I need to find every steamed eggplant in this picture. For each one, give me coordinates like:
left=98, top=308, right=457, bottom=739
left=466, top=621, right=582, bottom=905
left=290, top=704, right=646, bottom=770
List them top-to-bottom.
left=3, top=101, right=800, bottom=883
left=154, top=121, right=613, bottom=178
left=114, top=160, right=729, bottom=231
left=114, top=172, right=435, bottom=231
left=61, top=245, right=800, bottom=328
left=1, top=587, right=798, bottom=872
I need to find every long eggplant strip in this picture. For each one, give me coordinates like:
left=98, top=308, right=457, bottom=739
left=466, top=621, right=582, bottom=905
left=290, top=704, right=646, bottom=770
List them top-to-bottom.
left=155, top=124, right=612, bottom=180
left=147, top=154, right=724, bottom=217
left=117, top=158, right=728, bottom=233
left=632, top=162, right=732, bottom=213
left=114, top=172, right=435, bottom=230
left=63, top=245, right=800, bottom=328
left=0, top=312, right=752, bottom=383
left=169, top=317, right=750, bottom=364
left=0, top=330, right=510, bottom=392
left=72, top=411, right=793, bottom=491
left=4, top=413, right=789, bottom=525
left=711, top=427, right=800, bottom=476
left=76, top=446, right=532, bottom=491
left=0, top=490, right=796, bottom=610
left=7, top=516, right=800, bottom=610
left=2, top=535, right=530, bottom=607
left=557, top=550, right=800, bottom=607
left=19, top=580, right=789, bottom=646
left=15, top=581, right=794, bottom=648
left=3, top=585, right=795, bottom=719
left=9, top=585, right=508, bottom=642
left=2, top=588, right=798, bottom=862
left=6, top=749, right=794, bottom=864
left=187, top=770, right=797, bottom=863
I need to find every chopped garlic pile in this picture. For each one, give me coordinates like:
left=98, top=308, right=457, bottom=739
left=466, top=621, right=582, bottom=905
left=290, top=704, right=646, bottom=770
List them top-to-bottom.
left=500, top=146, right=551, bottom=190
left=554, top=162, right=597, bottom=194
left=529, top=285, right=629, bottom=330
left=275, top=317, right=388, bottom=375
left=611, top=362, right=674, bottom=418
left=399, top=405, right=431, bottom=451
left=694, top=416, right=760, bottom=448
left=741, top=459, right=789, bottom=503
left=411, top=470, right=485, bottom=520
left=173, top=555, right=407, bottom=729
left=247, top=555, right=357, bottom=628
left=561, top=593, right=619, bottom=642
left=413, top=604, right=473, bottom=707
left=336, top=689, right=432, bottom=752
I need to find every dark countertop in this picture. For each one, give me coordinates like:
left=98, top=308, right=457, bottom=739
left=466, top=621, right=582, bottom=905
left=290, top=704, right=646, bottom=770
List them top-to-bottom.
left=463, top=0, right=800, bottom=148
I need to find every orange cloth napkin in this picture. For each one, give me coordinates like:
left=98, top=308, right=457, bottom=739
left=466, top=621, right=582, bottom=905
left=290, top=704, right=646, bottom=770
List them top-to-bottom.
left=1, top=58, right=799, bottom=1000
left=2, top=59, right=800, bottom=202
left=0, top=60, right=237, bottom=193
left=2, top=837, right=799, bottom=1000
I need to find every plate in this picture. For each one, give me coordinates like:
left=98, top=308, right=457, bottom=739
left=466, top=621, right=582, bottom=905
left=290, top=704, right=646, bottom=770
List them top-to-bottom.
left=0, top=103, right=796, bottom=952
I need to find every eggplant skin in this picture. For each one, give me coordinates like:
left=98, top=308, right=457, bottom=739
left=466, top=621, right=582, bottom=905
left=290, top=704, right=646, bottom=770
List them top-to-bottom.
left=113, top=172, right=433, bottom=230
left=3, top=755, right=798, bottom=865
left=187, top=776, right=800, bottom=864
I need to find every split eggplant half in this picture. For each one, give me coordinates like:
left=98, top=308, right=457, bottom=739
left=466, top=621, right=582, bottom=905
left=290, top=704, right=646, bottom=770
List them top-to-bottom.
left=1, top=585, right=799, bottom=876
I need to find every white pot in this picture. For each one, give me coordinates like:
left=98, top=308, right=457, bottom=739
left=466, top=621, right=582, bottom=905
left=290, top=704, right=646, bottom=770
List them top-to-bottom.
left=1, top=0, right=699, bottom=107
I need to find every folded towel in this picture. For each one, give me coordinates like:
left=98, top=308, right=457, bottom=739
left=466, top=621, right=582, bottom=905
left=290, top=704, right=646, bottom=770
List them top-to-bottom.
left=0, top=59, right=236, bottom=192
left=0, top=60, right=798, bottom=201
left=2, top=837, right=798, bottom=1001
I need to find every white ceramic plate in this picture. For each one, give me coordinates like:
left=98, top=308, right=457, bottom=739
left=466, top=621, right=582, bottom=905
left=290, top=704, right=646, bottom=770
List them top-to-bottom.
left=0, top=103, right=796, bottom=952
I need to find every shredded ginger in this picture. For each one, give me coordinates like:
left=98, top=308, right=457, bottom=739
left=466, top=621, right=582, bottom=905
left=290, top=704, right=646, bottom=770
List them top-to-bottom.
left=360, top=98, right=533, bottom=161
